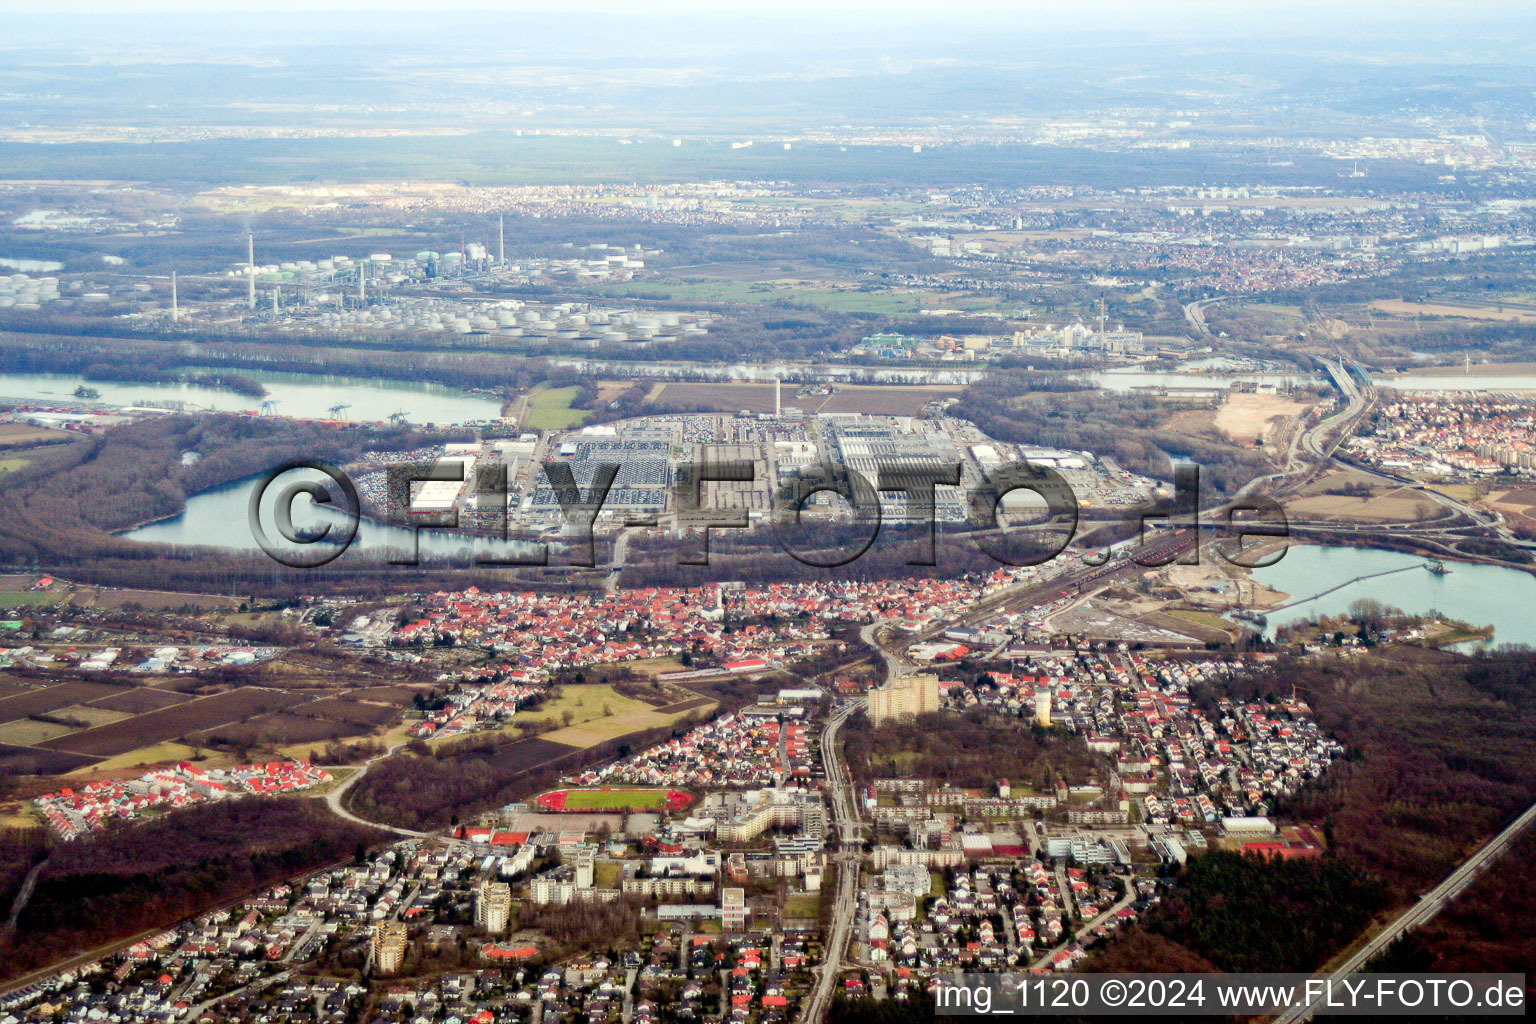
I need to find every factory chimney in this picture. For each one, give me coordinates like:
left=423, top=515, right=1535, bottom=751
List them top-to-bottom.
left=498, top=214, right=505, bottom=264
left=247, top=234, right=256, bottom=309
left=358, top=263, right=366, bottom=304
left=170, top=271, right=179, bottom=322
left=774, top=376, right=781, bottom=417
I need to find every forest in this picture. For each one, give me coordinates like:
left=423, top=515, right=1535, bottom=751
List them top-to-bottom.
left=1101, top=647, right=1536, bottom=973
left=1276, top=648, right=1536, bottom=896
left=0, top=798, right=384, bottom=982
left=1370, top=831, right=1536, bottom=995
left=1094, top=851, right=1387, bottom=974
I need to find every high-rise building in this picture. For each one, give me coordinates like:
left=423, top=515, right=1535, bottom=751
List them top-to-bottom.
left=868, top=674, right=941, bottom=725
left=571, top=844, right=596, bottom=889
left=475, top=879, right=512, bottom=934
left=721, top=887, right=748, bottom=931
left=370, top=920, right=408, bottom=975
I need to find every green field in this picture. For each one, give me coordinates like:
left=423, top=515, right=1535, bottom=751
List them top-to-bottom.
left=524, top=386, right=591, bottom=431
left=0, top=458, right=29, bottom=474
left=0, top=590, right=62, bottom=608
left=561, top=788, right=673, bottom=811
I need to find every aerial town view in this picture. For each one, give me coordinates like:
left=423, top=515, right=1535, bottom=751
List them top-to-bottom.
left=0, top=1, right=1534, bottom=1021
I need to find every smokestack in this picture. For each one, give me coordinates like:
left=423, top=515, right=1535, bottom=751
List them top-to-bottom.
left=498, top=214, right=505, bottom=264
left=247, top=233, right=256, bottom=309
left=358, top=263, right=365, bottom=304
left=171, top=271, right=179, bottom=322
left=272, top=286, right=279, bottom=314
left=774, top=376, right=781, bottom=417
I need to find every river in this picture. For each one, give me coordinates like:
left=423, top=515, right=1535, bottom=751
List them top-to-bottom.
left=546, top=357, right=1322, bottom=393
left=546, top=357, right=992, bottom=385
left=1088, top=367, right=1318, bottom=392
left=0, top=369, right=502, bottom=425
left=1381, top=373, right=1536, bottom=392
left=1252, top=544, right=1536, bottom=649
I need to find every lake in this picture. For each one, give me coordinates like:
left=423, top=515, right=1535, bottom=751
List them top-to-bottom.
left=0, top=369, right=503, bottom=425
left=124, top=471, right=542, bottom=564
left=1253, top=544, right=1536, bottom=649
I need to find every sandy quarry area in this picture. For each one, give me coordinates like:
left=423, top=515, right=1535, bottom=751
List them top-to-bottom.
left=1214, top=392, right=1310, bottom=443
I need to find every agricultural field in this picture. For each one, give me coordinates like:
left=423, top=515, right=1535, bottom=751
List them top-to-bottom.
left=1371, top=299, right=1536, bottom=322
left=648, top=382, right=781, bottom=414
left=815, top=384, right=963, bottom=415
left=0, top=423, right=75, bottom=450
left=1285, top=486, right=1441, bottom=524
left=83, top=587, right=239, bottom=612
left=0, top=677, right=413, bottom=773
left=0, top=681, right=128, bottom=722
left=351, top=684, right=432, bottom=704
left=39, top=687, right=311, bottom=757
left=90, top=687, right=194, bottom=714
left=304, top=696, right=401, bottom=727
left=651, top=696, right=716, bottom=715
left=52, top=704, right=134, bottom=728
left=193, top=711, right=368, bottom=748
left=0, top=719, right=77, bottom=746
left=0, top=743, right=97, bottom=775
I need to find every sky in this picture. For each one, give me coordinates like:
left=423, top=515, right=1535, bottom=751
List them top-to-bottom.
left=0, top=0, right=1524, bottom=18
left=1, top=0, right=1529, bottom=57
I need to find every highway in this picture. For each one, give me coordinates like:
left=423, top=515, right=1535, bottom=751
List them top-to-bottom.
left=1183, top=298, right=1222, bottom=338
left=801, top=698, right=864, bottom=1024
left=1273, top=797, right=1536, bottom=1024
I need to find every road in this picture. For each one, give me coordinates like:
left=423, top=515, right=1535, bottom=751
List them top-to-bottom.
left=606, top=526, right=639, bottom=594
left=858, top=620, right=906, bottom=681
left=800, top=699, right=864, bottom=1024
left=322, top=743, right=432, bottom=839
left=1273, top=797, right=1536, bottom=1024
left=0, top=856, right=48, bottom=942
left=1030, top=881, right=1136, bottom=970
left=183, top=969, right=290, bottom=1021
